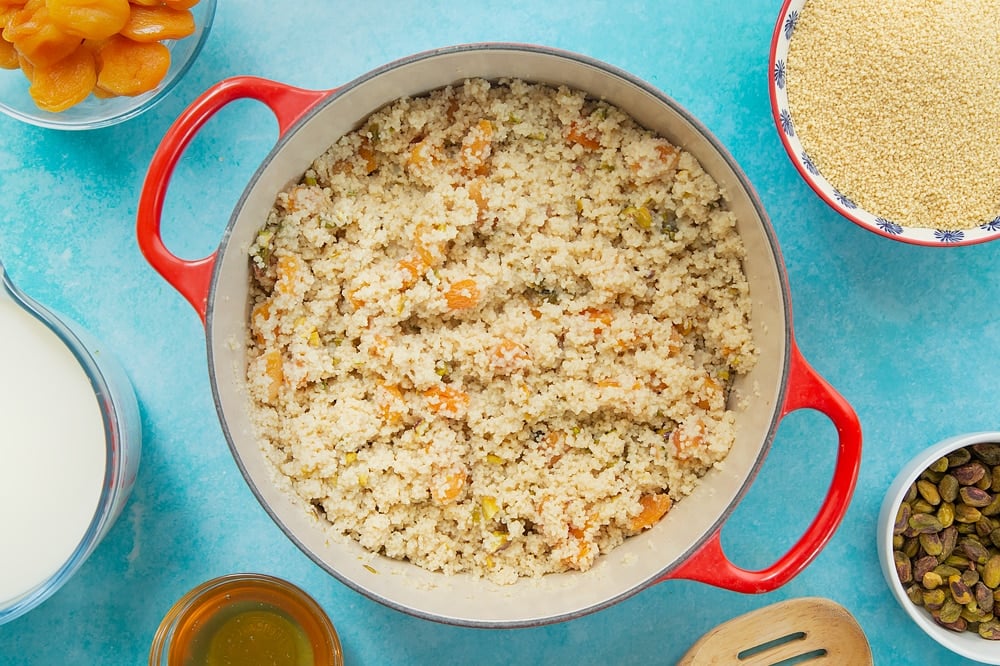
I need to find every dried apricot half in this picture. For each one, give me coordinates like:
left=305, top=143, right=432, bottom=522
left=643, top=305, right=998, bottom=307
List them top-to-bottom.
left=47, top=0, right=131, bottom=40
left=4, top=3, right=82, bottom=68
left=119, top=4, right=193, bottom=42
left=95, top=33, right=168, bottom=96
left=28, top=44, right=95, bottom=112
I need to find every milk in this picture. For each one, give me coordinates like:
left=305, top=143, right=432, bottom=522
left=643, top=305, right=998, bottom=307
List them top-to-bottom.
left=0, top=288, right=107, bottom=607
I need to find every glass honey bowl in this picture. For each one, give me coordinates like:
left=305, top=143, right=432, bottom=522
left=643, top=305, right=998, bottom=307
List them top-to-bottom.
left=149, top=573, right=344, bottom=666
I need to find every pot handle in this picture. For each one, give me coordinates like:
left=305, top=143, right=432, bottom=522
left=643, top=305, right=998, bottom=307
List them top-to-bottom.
left=137, top=76, right=331, bottom=323
left=658, top=338, right=862, bottom=592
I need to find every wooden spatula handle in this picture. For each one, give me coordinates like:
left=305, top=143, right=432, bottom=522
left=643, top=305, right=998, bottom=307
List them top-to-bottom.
left=677, top=597, right=872, bottom=665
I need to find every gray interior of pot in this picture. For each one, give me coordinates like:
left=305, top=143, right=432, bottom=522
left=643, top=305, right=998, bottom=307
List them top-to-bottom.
left=207, top=44, right=789, bottom=627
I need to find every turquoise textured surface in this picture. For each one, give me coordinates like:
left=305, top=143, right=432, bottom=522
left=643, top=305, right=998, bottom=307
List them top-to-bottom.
left=1, top=1, right=997, bottom=664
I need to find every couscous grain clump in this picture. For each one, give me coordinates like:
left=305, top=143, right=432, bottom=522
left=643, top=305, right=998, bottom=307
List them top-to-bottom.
left=246, top=78, right=757, bottom=584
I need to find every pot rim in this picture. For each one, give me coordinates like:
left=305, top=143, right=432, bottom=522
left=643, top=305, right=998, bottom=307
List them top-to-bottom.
left=203, top=43, right=798, bottom=627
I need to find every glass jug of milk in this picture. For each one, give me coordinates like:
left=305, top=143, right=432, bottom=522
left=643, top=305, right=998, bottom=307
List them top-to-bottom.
left=0, top=261, right=141, bottom=625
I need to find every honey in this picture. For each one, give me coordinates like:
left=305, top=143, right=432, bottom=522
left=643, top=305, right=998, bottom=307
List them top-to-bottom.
left=149, top=574, right=343, bottom=666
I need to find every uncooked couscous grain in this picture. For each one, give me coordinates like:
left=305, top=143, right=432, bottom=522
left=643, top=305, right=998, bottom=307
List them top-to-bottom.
left=786, top=0, right=1000, bottom=231
left=245, top=78, right=757, bottom=584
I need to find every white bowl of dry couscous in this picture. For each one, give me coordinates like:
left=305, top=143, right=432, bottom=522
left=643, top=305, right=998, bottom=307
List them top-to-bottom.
left=770, top=0, right=1000, bottom=246
left=138, top=44, right=863, bottom=627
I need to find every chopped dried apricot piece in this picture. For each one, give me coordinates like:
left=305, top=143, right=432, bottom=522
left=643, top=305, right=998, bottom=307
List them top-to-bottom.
left=47, top=0, right=130, bottom=40
left=163, top=0, right=199, bottom=8
left=119, top=3, right=193, bottom=42
left=95, top=33, right=168, bottom=96
left=28, top=44, right=95, bottom=112
left=460, top=118, right=493, bottom=175
left=567, top=122, right=600, bottom=149
left=358, top=135, right=377, bottom=174
left=406, top=138, right=435, bottom=170
left=627, top=141, right=680, bottom=176
left=656, top=142, right=679, bottom=165
left=467, top=176, right=487, bottom=217
left=280, top=185, right=313, bottom=214
left=412, top=225, right=441, bottom=268
left=274, top=253, right=301, bottom=295
left=396, top=256, right=427, bottom=289
left=444, top=278, right=480, bottom=310
left=345, top=287, right=365, bottom=309
left=250, top=299, right=271, bottom=327
left=582, top=307, right=612, bottom=333
left=663, top=327, right=682, bottom=356
left=614, top=329, right=647, bottom=351
left=367, top=334, right=389, bottom=357
left=489, top=337, right=528, bottom=372
left=694, top=374, right=722, bottom=410
left=376, top=382, right=404, bottom=425
left=424, top=384, right=469, bottom=418
left=670, top=420, right=705, bottom=460
left=542, top=431, right=565, bottom=466
left=432, top=468, right=466, bottom=504
left=629, top=493, right=673, bottom=531
left=560, top=537, right=592, bottom=569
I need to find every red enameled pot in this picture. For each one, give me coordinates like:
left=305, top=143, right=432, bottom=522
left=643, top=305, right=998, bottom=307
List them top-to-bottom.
left=137, top=43, right=862, bottom=628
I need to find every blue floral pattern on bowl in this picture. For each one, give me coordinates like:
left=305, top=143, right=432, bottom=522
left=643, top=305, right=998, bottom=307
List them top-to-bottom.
left=768, top=0, right=1000, bottom=246
left=784, top=10, right=799, bottom=39
left=779, top=109, right=794, bottom=136
left=801, top=152, right=819, bottom=176
left=833, top=189, right=856, bottom=210
left=981, top=216, right=1000, bottom=232
left=874, top=218, right=903, bottom=236
left=934, top=230, right=965, bottom=243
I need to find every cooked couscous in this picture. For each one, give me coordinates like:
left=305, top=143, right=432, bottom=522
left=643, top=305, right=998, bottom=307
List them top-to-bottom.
left=246, top=78, right=756, bottom=584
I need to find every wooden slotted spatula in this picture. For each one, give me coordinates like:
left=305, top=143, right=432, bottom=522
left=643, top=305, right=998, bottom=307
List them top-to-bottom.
left=677, top=597, right=873, bottom=665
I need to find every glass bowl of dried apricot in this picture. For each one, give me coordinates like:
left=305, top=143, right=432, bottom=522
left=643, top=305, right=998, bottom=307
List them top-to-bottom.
left=0, top=0, right=216, bottom=130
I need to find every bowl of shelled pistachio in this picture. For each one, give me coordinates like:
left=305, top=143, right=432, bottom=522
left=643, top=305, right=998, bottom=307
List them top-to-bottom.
left=879, top=432, right=1000, bottom=663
